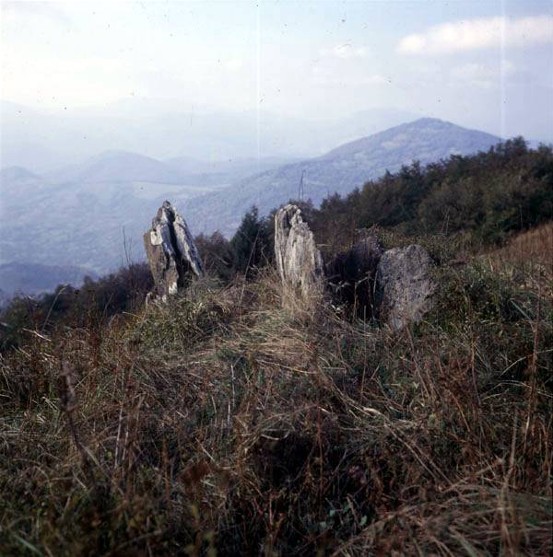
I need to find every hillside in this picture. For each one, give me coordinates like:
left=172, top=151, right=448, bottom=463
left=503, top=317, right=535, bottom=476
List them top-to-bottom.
left=0, top=118, right=502, bottom=287
left=185, top=118, right=501, bottom=235
left=1, top=139, right=551, bottom=554
left=47, top=150, right=186, bottom=184
left=164, top=154, right=299, bottom=178
left=0, top=166, right=40, bottom=182
left=0, top=220, right=551, bottom=555
left=0, top=262, right=97, bottom=298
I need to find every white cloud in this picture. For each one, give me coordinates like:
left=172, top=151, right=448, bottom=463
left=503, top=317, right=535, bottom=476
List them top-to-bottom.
left=1, top=1, right=70, bottom=25
left=398, top=15, right=553, bottom=55
left=320, top=43, right=369, bottom=60
left=225, top=58, right=244, bottom=72
left=360, top=74, right=388, bottom=85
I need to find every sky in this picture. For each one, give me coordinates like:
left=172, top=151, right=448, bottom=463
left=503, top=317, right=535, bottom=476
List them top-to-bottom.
left=1, top=0, right=553, bottom=141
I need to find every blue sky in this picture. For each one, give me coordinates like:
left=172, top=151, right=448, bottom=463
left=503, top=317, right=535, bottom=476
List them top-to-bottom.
left=1, top=0, right=552, bottom=140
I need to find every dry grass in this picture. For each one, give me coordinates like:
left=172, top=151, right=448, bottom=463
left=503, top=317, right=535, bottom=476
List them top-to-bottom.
left=481, top=223, right=553, bottom=300
left=488, top=223, right=553, bottom=268
left=1, top=245, right=552, bottom=555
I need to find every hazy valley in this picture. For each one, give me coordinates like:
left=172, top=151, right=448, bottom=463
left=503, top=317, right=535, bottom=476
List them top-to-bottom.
left=1, top=115, right=502, bottom=297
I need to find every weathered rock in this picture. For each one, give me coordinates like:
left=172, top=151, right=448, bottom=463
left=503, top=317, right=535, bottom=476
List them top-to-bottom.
left=144, top=201, right=204, bottom=299
left=274, top=204, right=325, bottom=309
left=326, top=235, right=384, bottom=318
left=376, top=244, right=435, bottom=330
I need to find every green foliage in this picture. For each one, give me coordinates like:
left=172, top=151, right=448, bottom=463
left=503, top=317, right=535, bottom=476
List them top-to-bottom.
left=311, top=138, right=553, bottom=251
left=229, top=205, right=273, bottom=278
left=195, top=231, right=234, bottom=283
left=0, top=263, right=153, bottom=351
left=135, top=281, right=229, bottom=353
left=0, top=296, right=41, bottom=351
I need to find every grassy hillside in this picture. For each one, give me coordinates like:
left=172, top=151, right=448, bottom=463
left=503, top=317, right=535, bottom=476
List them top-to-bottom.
left=1, top=221, right=551, bottom=555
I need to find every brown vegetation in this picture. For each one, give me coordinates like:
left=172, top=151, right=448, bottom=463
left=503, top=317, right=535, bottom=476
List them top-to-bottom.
left=1, top=231, right=551, bottom=555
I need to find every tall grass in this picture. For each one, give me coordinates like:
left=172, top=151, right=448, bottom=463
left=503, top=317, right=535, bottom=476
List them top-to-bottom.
left=0, top=229, right=551, bottom=555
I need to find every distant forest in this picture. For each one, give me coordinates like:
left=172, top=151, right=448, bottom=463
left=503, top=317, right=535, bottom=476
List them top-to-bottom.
left=308, top=137, right=552, bottom=251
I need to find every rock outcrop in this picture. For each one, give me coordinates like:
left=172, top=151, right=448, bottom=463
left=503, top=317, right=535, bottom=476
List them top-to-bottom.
left=144, top=201, right=204, bottom=299
left=274, top=204, right=325, bottom=310
left=326, top=235, right=384, bottom=318
left=376, top=244, right=435, bottom=330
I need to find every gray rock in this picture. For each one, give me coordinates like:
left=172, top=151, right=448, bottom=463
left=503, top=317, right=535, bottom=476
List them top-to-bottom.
left=144, top=201, right=204, bottom=299
left=274, top=204, right=325, bottom=309
left=376, top=244, right=435, bottom=330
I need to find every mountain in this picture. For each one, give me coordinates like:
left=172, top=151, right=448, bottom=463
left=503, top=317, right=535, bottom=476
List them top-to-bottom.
left=0, top=100, right=419, bottom=172
left=0, top=117, right=503, bottom=288
left=184, top=118, right=502, bottom=235
left=47, top=150, right=185, bottom=184
left=164, top=155, right=302, bottom=185
left=165, top=155, right=299, bottom=176
left=0, top=158, right=223, bottom=275
left=0, top=166, right=40, bottom=182
left=0, top=166, right=52, bottom=199
left=0, top=262, right=98, bottom=298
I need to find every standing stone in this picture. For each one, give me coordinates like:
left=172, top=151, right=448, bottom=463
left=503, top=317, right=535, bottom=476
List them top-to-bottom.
left=144, top=201, right=204, bottom=300
left=274, top=204, right=325, bottom=310
left=376, top=244, right=435, bottom=330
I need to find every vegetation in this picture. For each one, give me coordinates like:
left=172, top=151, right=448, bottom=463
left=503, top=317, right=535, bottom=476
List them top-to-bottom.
left=308, top=138, right=553, bottom=255
left=0, top=139, right=551, bottom=555
left=0, top=263, right=153, bottom=351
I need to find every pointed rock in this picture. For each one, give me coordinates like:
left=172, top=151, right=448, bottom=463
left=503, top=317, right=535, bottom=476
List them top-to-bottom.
left=144, top=201, right=204, bottom=299
left=274, top=204, right=325, bottom=310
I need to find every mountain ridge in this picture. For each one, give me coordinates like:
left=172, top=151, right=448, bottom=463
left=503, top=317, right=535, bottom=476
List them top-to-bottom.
left=0, top=117, right=505, bottom=289
left=184, top=117, right=502, bottom=235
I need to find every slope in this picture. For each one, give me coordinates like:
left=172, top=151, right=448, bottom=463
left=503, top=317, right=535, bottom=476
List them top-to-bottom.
left=184, top=118, right=501, bottom=235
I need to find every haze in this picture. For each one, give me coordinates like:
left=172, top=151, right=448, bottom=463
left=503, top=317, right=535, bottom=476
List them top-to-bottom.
left=1, top=0, right=552, bottom=171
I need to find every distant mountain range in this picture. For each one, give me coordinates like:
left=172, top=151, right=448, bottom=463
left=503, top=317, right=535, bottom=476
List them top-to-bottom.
left=1, top=100, right=420, bottom=173
left=0, top=117, right=502, bottom=296
left=184, top=118, right=501, bottom=235
left=44, top=151, right=298, bottom=187
left=0, top=262, right=98, bottom=300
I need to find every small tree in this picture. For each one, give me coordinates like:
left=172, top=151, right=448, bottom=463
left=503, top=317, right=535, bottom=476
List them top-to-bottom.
left=230, top=206, right=272, bottom=278
left=195, top=231, right=234, bottom=283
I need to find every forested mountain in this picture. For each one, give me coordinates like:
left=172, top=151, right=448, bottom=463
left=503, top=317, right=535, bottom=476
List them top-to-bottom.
left=184, top=118, right=501, bottom=235
left=195, top=137, right=552, bottom=282
left=308, top=137, right=553, bottom=252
